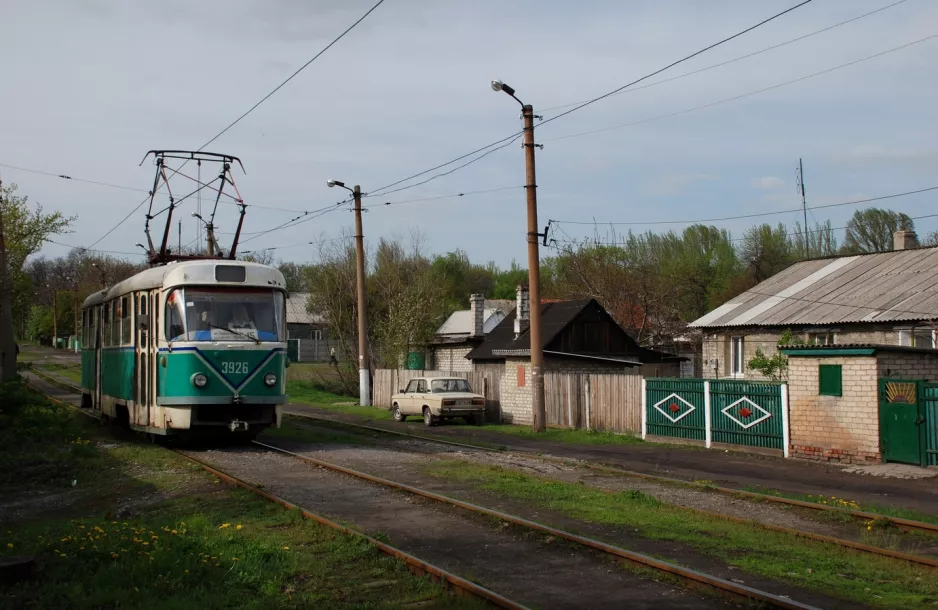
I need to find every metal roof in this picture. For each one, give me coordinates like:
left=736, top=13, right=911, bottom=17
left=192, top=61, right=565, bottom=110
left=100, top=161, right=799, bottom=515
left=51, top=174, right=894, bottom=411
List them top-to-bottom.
left=690, top=247, right=938, bottom=329
left=285, top=293, right=324, bottom=325
left=436, top=309, right=505, bottom=337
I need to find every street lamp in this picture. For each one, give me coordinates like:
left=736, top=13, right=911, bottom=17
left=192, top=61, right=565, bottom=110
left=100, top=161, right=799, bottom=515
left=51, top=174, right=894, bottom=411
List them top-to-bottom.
left=491, top=79, right=547, bottom=433
left=326, top=178, right=370, bottom=407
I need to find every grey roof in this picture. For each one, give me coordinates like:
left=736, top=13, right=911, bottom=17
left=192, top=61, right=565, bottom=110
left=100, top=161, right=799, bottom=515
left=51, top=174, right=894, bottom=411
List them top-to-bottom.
left=690, top=247, right=938, bottom=329
left=286, top=293, right=324, bottom=325
left=484, top=299, right=516, bottom=314
left=436, top=308, right=505, bottom=337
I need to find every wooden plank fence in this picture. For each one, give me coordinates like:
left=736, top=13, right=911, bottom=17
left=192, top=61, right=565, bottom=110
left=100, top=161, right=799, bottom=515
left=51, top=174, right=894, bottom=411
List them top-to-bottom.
left=373, top=369, right=502, bottom=422
left=375, top=369, right=640, bottom=434
left=544, top=372, right=642, bottom=434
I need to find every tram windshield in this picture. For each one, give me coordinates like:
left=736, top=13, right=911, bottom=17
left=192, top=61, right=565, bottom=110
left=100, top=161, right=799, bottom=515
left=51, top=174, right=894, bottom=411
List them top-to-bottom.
left=165, top=288, right=285, bottom=342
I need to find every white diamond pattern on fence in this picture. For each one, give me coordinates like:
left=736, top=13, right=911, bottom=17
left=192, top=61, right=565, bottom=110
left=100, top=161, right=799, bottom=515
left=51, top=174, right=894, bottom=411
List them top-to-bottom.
left=652, top=392, right=696, bottom=424
left=721, top=396, right=772, bottom=430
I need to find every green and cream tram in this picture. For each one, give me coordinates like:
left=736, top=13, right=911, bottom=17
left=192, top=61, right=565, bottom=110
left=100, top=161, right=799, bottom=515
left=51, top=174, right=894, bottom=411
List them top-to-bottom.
left=80, top=260, right=288, bottom=438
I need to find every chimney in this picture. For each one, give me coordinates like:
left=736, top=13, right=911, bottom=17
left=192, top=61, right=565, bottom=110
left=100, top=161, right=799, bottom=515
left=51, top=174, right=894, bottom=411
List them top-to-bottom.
left=894, top=230, right=919, bottom=251
left=514, top=284, right=530, bottom=337
left=469, top=294, right=485, bottom=338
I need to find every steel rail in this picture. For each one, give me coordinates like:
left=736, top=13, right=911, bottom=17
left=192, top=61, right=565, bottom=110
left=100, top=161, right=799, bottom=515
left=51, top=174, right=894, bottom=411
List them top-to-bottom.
left=26, top=368, right=938, bottom=568
left=25, top=377, right=527, bottom=610
left=285, top=410, right=938, bottom=536
left=251, top=440, right=819, bottom=609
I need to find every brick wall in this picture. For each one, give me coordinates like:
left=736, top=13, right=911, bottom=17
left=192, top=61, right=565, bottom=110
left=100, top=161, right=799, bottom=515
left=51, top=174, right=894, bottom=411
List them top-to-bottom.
left=432, top=346, right=473, bottom=372
left=877, top=352, right=938, bottom=381
left=788, top=356, right=881, bottom=464
left=499, top=358, right=533, bottom=424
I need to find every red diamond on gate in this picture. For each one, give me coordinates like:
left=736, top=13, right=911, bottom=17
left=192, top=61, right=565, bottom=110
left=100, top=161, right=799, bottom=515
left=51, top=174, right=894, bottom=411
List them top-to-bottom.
left=669, top=403, right=680, bottom=413
left=739, top=407, right=752, bottom=418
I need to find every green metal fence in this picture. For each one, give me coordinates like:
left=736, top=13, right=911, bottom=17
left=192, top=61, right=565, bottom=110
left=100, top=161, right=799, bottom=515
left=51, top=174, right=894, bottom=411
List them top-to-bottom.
left=644, top=378, right=706, bottom=441
left=644, top=378, right=788, bottom=455
left=709, top=380, right=786, bottom=451
left=923, top=383, right=938, bottom=467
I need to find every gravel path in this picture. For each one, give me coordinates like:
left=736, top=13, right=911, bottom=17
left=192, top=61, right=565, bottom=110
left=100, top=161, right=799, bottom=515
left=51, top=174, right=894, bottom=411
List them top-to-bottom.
left=183, top=445, right=732, bottom=610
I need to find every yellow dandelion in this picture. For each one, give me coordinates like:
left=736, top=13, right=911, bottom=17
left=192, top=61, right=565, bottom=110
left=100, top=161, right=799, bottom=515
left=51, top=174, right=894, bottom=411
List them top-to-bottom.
left=219, top=523, right=230, bottom=529
left=235, top=525, right=243, bottom=531
left=171, top=530, right=178, bottom=535
left=142, top=542, right=149, bottom=546
left=6, top=543, right=12, bottom=549
left=283, top=546, right=289, bottom=550
left=59, top=553, right=67, bottom=558
left=232, top=557, right=239, bottom=561
left=184, top=569, right=189, bottom=574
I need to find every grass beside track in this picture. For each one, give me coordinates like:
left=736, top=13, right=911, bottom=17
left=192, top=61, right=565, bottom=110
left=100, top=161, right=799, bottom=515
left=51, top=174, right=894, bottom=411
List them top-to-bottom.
left=0, top=381, right=482, bottom=610
left=422, top=459, right=938, bottom=609
left=744, top=486, right=938, bottom=526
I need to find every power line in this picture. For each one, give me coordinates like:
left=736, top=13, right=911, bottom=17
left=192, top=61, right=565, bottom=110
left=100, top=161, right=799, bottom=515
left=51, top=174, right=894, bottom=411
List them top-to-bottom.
left=82, top=0, right=385, bottom=253
left=538, top=0, right=912, bottom=114
left=538, top=0, right=815, bottom=128
left=363, top=1, right=814, bottom=201
left=542, top=34, right=938, bottom=143
left=0, top=163, right=150, bottom=193
left=365, top=185, right=524, bottom=209
left=551, top=186, right=938, bottom=227
left=239, top=201, right=350, bottom=243
left=242, top=235, right=352, bottom=254
left=42, top=238, right=146, bottom=257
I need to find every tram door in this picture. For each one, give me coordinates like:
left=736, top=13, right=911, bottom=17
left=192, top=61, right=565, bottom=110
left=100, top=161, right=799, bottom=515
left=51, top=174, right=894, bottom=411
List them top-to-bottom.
left=150, top=290, right=160, bottom=418
left=135, top=292, right=150, bottom=426
left=94, top=306, right=102, bottom=411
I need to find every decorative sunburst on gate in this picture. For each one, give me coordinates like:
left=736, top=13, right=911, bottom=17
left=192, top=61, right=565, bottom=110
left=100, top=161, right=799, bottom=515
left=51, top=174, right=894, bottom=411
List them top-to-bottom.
left=885, top=382, right=916, bottom=404
left=653, top=393, right=696, bottom=423
left=721, top=397, right=772, bottom=429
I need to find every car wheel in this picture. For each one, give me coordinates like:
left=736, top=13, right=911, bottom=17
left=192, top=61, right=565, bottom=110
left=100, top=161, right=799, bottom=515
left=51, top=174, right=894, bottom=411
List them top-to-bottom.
left=392, top=404, right=406, bottom=422
left=423, top=407, right=436, bottom=427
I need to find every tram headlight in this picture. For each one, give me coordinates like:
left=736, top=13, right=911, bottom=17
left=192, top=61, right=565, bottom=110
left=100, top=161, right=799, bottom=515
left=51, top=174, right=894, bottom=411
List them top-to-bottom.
left=191, top=373, right=208, bottom=388
left=264, top=373, right=277, bottom=387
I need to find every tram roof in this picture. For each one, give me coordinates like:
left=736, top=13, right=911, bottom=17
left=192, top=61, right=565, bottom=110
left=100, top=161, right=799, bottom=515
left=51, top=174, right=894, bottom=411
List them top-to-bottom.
left=82, top=260, right=286, bottom=308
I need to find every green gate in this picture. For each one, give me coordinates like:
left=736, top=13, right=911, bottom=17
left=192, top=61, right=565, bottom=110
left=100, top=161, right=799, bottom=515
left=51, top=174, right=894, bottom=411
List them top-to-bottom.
left=645, top=378, right=706, bottom=441
left=880, top=379, right=927, bottom=466
left=709, top=380, right=785, bottom=451
left=925, top=383, right=938, bottom=467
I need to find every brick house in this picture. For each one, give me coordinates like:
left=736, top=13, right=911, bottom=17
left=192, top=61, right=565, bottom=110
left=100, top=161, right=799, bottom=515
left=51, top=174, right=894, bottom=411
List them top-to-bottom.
left=689, top=231, right=938, bottom=380
left=466, top=285, right=682, bottom=423
left=429, top=295, right=513, bottom=372
left=781, top=344, right=938, bottom=465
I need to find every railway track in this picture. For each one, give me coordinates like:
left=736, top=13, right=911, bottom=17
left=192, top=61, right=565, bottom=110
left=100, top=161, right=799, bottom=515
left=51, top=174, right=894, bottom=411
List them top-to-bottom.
left=28, top=371, right=828, bottom=609
left=24, top=374, right=526, bottom=610
left=284, top=409, right=938, bottom=538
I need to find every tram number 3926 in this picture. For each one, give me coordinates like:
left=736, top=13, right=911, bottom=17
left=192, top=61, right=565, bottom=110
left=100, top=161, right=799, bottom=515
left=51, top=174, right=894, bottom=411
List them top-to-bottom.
left=221, top=361, right=250, bottom=374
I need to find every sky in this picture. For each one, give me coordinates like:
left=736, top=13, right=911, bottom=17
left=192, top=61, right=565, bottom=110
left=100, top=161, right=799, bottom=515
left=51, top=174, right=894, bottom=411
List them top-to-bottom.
left=2, top=0, right=937, bottom=268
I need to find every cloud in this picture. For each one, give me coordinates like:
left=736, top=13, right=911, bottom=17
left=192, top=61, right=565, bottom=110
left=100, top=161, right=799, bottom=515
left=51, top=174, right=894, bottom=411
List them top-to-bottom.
left=645, top=173, right=714, bottom=197
left=751, top=176, right=785, bottom=190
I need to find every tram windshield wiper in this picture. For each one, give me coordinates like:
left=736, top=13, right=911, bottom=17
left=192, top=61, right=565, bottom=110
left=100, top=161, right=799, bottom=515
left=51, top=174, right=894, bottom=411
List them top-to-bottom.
left=208, top=324, right=261, bottom=345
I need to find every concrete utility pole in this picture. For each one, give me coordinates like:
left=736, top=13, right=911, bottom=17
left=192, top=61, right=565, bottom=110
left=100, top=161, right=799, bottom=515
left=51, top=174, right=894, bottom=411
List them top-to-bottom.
left=492, top=79, right=546, bottom=432
left=327, top=179, right=371, bottom=407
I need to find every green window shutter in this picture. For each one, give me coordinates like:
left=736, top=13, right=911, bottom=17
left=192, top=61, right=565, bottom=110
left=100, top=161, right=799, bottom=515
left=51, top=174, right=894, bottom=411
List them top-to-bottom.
left=819, top=364, right=842, bottom=396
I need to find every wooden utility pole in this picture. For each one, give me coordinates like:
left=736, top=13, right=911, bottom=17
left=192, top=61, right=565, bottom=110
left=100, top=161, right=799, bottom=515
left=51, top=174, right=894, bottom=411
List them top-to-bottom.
left=522, top=103, right=547, bottom=433
left=798, top=158, right=808, bottom=257
left=352, top=184, right=371, bottom=406
left=51, top=289, right=58, bottom=348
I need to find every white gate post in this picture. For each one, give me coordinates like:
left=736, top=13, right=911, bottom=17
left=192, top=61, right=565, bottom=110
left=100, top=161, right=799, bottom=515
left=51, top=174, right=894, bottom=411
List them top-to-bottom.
left=641, top=378, right=647, bottom=440
left=704, top=380, right=712, bottom=449
left=781, top=383, right=790, bottom=458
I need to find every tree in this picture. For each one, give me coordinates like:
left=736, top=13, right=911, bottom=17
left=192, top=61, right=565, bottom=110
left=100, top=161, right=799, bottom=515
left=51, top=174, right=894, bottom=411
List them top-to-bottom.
left=0, top=182, right=73, bottom=380
left=842, top=208, right=913, bottom=254
left=791, top=220, right=838, bottom=258
left=739, top=223, right=794, bottom=282
left=278, top=261, right=308, bottom=292
left=747, top=330, right=804, bottom=380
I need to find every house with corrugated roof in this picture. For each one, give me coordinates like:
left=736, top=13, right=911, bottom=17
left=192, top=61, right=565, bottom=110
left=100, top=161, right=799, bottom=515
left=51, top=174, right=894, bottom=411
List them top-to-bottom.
left=689, top=230, right=938, bottom=380
left=285, top=292, right=333, bottom=361
left=429, top=295, right=511, bottom=372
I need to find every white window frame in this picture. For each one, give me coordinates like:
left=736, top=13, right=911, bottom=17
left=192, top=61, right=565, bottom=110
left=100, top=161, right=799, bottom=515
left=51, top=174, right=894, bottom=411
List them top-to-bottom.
left=899, top=328, right=936, bottom=348
left=807, top=330, right=836, bottom=346
left=730, top=336, right=745, bottom=378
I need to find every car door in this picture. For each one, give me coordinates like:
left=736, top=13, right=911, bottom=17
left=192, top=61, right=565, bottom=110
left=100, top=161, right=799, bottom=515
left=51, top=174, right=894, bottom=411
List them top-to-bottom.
left=401, top=379, right=419, bottom=414
left=415, top=379, right=429, bottom=414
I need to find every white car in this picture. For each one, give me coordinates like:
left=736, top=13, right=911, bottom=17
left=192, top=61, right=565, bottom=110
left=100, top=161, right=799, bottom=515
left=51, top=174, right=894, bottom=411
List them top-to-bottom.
left=391, top=377, right=486, bottom=426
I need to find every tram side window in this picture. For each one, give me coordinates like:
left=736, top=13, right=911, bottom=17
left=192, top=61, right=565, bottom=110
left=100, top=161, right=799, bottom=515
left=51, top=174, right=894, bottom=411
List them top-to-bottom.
left=165, top=289, right=186, bottom=341
left=120, top=296, right=131, bottom=344
left=111, top=301, right=120, bottom=347
left=103, top=303, right=111, bottom=347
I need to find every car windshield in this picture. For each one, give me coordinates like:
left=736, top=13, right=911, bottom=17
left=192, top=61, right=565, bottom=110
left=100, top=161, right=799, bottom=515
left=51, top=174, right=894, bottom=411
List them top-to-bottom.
left=165, top=288, right=285, bottom=342
left=431, top=379, right=471, bottom=393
